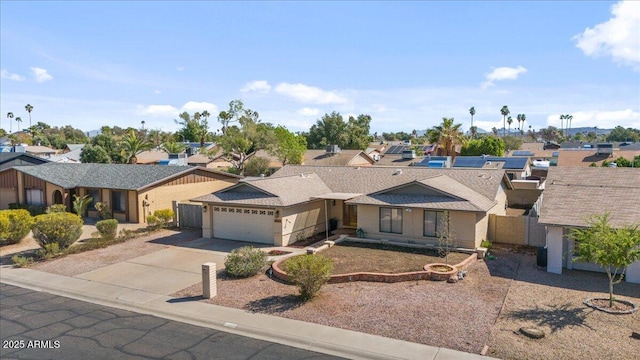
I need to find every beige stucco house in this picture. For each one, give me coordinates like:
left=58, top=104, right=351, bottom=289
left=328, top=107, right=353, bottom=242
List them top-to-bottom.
left=0, top=163, right=240, bottom=223
left=193, top=165, right=510, bottom=248
left=539, top=167, right=640, bottom=284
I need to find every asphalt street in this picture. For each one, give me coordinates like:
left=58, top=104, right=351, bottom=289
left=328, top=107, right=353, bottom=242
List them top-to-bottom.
left=0, top=283, right=343, bottom=360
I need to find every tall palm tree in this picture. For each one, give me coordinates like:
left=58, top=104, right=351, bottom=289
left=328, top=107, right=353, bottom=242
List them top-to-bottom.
left=25, top=104, right=33, bottom=128
left=469, top=106, right=476, bottom=136
left=500, top=106, right=510, bottom=137
left=6, top=112, right=14, bottom=133
left=516, top=114, right=522, bottom=131
left=520, top=114, right=526, bottom=135
left=559, top=114, right=566, bottom=137
left=566, top=114, right=573, bottom=138
left=507, top=116, right=513, bottom=135
left=15, top=117, right=23, bottom=132
left=426, top=117, right=465, bottom=160
left=141, top=120, right=145, bottom=130
left=120, top=129, right=151, bottom=164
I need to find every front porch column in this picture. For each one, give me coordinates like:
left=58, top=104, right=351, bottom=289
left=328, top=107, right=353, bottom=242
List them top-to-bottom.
left=547, top=226, right=564, bottom=274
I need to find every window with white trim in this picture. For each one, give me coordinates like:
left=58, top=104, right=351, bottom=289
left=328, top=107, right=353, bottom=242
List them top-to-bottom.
left=26, top=189, right=44, bottom=206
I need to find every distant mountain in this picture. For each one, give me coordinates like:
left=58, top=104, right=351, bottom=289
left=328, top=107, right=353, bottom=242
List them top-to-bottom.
left=566, top=127, right=612, bottom=136
left=86, top=129, right=101, bottom=137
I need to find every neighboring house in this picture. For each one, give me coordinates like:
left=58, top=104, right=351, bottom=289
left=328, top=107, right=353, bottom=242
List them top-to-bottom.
left=48, top=144, right=85, bottom=163
left=25, top=145, right=58, bottom=159
left=302, top=147, right=375, bottom=166
left=135, top=149, right=169, bottom=165
left=557, top=149, right=640, bottom=167
left=0, top=153, right=49, bottom=171
left=453, top=156, right=531, bottom=181
left=0, top=163, right=240, bottom=223
left=193, top=165, right=510, bottom=248
left=539, top=167, right=640, bottom=284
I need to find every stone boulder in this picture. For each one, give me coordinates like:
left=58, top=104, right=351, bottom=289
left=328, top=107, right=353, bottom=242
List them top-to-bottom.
left=520, top=327, right=545, bottom=339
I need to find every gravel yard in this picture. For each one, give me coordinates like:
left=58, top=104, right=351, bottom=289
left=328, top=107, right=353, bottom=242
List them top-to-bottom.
left=8, top=228, right=639, bottom=359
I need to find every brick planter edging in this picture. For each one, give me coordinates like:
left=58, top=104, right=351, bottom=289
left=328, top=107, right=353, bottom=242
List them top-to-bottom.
left=271, top=252, right=478, bottom=284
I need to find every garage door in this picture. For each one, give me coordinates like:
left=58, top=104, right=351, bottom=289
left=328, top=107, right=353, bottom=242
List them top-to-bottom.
left=212, top=206, right=274, bottom=244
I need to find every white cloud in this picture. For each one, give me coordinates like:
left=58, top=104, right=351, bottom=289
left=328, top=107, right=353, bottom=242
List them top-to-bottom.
left=573, top=1, right=640, bottom=70
left=482, top=66, right=528, bottom=88
left=30, top=67, right=53, bottom=82
left=1, top=69, right=25, bottom=81
left=240, top=80, right=271, bottom=94
left=275, top=82, right=349, bottom=104
left=137, top=101, right=218, bottom=118
left=180, top=101, right=218, bottom=115
left=138, top=104, right=179, bottom=117
left=297, top=107, right=320, bottom=116
left=546, top=109, right=640, bottom=129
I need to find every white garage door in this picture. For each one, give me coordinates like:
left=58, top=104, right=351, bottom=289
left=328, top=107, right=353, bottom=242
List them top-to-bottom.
left=213, top=206, right=274, bottom=244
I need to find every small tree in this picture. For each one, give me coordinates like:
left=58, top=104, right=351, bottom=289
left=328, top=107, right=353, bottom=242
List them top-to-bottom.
left=73, top=194, right=92, bottom=217
left=437, top=211, right=457, bottom=265
left=570, top=213, right=640, bottom=308
left=284, top=254, right=333, bottom=300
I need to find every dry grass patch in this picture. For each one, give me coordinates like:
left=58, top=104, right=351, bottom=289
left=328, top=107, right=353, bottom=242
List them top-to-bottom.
left=319, top=241, right=469, bottom=274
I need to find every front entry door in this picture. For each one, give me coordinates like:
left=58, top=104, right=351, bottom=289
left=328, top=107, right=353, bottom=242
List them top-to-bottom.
left=343, top=204, right=358, bottom=227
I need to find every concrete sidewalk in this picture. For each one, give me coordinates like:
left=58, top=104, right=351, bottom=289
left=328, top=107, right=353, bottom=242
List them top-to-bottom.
left=0, top=266, right=495, bottom=360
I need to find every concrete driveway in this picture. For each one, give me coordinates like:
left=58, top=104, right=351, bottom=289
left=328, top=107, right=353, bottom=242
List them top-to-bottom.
left=73, top=237, right=305, bottom=296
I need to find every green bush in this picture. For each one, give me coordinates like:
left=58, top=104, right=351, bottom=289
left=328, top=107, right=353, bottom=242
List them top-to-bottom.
left=73, top=194, right=92, bottom=217
left=95, top=202, right=112, bottom=220
left=46, top=204, right=67, bottom=213
left=0, top=209, right=33, bottom=245
left=153, top=209, right=174, bottom=227
left=32, top=212, right=83, bottom=249
left=146, top=215, right=161, bottom=230
left=96, top=219, right=118, bottom=240
left=480, top=240, right=492, bottom=249
left=36, top=243, right=62, bottom=260
left=225, top=246, right=268, bottom=278
left=284, top=254, right=333, bottom=300
left=11, top=255, right=33, bottom=268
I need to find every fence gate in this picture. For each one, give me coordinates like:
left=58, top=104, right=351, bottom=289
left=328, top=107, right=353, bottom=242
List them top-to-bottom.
left=176, top=203, right=202, bottom=228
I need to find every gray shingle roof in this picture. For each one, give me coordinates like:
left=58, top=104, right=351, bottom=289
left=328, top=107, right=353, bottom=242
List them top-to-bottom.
left=13, top=163, right=233, bottom=190
left=272, top=165, right=505, bottom=202
left=539, top=167, right=640, bottom=228
left=192, top=173, right=332, bottom=207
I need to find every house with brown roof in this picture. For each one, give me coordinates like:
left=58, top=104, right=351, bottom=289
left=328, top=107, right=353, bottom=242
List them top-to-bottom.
left=302, top=147, right=375, bottom=166
left=0, top=163, right=240, bottom=223
left=192, top=165, right=510, bottom=248
left=539, top=167, right=640, bottom=283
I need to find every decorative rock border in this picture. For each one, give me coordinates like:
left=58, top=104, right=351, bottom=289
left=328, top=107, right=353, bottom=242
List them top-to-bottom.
left=271, top=249, right=478, bottom=284
left=584, top=298, right=638, bottom=314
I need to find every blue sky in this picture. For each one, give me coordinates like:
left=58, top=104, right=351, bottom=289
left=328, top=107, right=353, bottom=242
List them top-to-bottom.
left=1, top=1, right=639, bottom=135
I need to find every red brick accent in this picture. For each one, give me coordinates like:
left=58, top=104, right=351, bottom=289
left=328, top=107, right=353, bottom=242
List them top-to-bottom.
left=271, top=253, right=478, bottom=284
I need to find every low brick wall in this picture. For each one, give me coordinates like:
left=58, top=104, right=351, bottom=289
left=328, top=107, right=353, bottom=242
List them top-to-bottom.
left=271, top=252, right=478, bottom=284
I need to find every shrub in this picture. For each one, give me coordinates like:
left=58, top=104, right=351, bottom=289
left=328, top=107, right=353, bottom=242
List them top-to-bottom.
left=73, top=194, right=92, bottom=217
left=95, top=202, right=112, bottom=220
left=46, top=204, right=67, bottom=213
left=0, top=209, right=33, bottom=245
left=153, top=209, right=174, bottom=227
left=32, top=212, right=83, bottom=249
left=146, top=215, right=161, bottom=230
left=96, top=219, right=118, bottom=240
left=480, top=240, right=492, bottom=249
left=36, top=243, right=61, bottom=260
left=225, top=246, right=268, bottom=278
left=283, top=254, right=333, bottom=300
left=11, top=255, right=33, bottom=268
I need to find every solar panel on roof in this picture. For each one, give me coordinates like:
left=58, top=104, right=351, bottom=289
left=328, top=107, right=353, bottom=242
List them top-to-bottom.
left=512, top=150, right=534, bottom=156
left=453, top=157, right=487, bottom=168
left=485, top=157, right=528, bottom=169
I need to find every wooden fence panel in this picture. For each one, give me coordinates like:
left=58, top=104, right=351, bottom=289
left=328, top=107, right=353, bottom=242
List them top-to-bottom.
left=177, top=203, right=202, bottom=228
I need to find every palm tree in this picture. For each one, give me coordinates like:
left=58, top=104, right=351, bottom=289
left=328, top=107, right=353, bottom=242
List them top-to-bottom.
left=25, top=104, right=33, bottom=128
left=469, top=106, right=476, bottom=136
left=500, top=106, right=510, bottom=137
left=6, top=112, right=14, bottom=133
left=520, top=114, right=526, bottom=136
left=559, top=114, right=567, bottom=137
left=566, top=114, right=573, bottom=138
left=507, top=116, right=513, bottom=135
left=15, top=117, right=23, bottom=132
left=426, top=117, right=465, bottom=160
left=141, top=120, right=146, bottom=130
left=470, top=126, right=478, bottom=139
left=120, top=129, right=151, bottom=164
left=161, top=141, right=186, bottom=154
